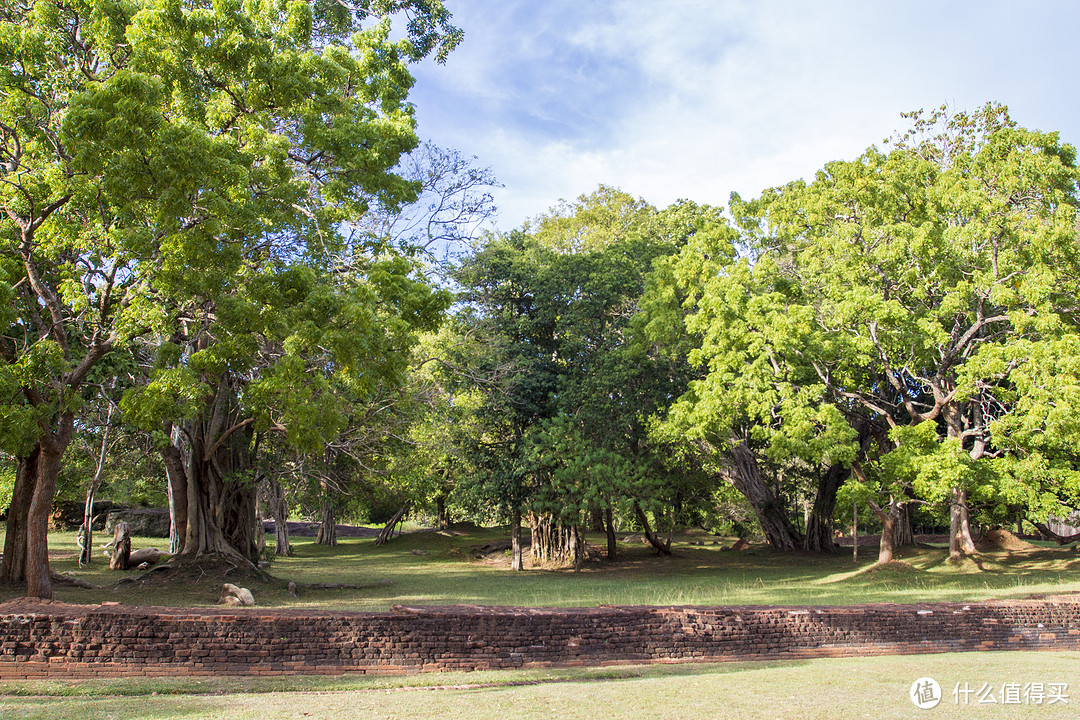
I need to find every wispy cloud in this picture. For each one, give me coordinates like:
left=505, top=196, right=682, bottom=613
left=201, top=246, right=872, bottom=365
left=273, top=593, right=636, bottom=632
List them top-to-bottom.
left=411, top=0, right=1080, bottom=229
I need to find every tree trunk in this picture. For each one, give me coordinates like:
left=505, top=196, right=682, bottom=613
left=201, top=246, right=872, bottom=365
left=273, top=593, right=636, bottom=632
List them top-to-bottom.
left=180, top=383, right=260, bottom=564
left=162, top=423, right=189, bottom=556
left=26, top=436, right=70, bottom=598
left=727, top=442, right=802, bottom=552
left=1, top=445, right=39, bottom=586
left=804, top=462, right=849, bottom=552
left=260, top=477, right=291, bottom=556
left=949, top=486, right=976, bottom=560
left=435, top=494, right=450, bottom=531
left=316, top=498, right=337, bottom=546
left=867, top=499, right=901, bottom=565
left=895, top=502, right=916, bottom=548
left=633, top=503, right=672, bottom=555
left=375, top=505, right=409, bottom=546
left=604, top=506, right=617, bottom=561
left=510, top=507, right=523, bottom=571
left=588, top=507, right=605, bottom=533
left=878, top=512, right=896, bottom=564
left=528, top=514, right=583, bottom=567
left=109, top=521, right=131, bottom=571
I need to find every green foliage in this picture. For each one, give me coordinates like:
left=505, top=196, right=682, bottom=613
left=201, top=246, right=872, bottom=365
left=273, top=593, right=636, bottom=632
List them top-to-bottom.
left=647, top=103, right=1080, bottom=534
left=446, top=189, right=722, bottom=530
left=0, top=460, right=14, bottom=516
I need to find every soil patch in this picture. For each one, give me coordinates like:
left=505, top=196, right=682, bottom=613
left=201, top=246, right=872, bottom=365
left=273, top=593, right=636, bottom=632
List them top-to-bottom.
left=975, top=528, right=1038, bottom=552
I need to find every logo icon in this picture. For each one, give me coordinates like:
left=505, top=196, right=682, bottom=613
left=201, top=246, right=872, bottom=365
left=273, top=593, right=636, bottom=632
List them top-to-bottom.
left=911, top=677, right=942, bottom=709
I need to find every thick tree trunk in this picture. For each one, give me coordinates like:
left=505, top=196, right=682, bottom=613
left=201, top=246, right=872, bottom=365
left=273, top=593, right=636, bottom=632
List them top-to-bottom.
left=180, top=384, right=260, bottom=564
left=162, top=423, right=189, bottom=556
left=26, top=438, right=68, bottom=598
left=727, top=442, right=802, bottom=552
left=1, top=445, right=39, bottom=586
left=804, top=462, right=849, bottom=552
left=260, top=478, right=291, bottom=556
left=949, top=486, right=977, bottom=560
left=435, top=494, right=450, bottom=531
left=316, top=498, right=337, bottom=547
left=868, top=499, right=900, bottom=565
left=896, top=502, right=916, bottom=548
left=633, top=503, right=672, bottom=555
left=604, top=506, right=617, bottom=561
left=510, top=507, right=523, bottom=571
left=588, top=507, right=605, bottom=533
left=878, top=513, right=897, bottom=564
left=528, top=514, right=583, bottom=567
left=109, top=521, right=131, bottom=571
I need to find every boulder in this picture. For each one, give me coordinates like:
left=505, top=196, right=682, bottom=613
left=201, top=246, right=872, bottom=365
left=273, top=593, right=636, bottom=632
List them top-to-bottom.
left=51, top=500, right=125, bottom=531
left=105, top=508, right=171, bottom=538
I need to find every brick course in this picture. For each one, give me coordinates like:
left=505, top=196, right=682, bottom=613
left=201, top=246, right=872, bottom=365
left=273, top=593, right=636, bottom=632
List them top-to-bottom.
left=0, top=597, right=1077, bottom=678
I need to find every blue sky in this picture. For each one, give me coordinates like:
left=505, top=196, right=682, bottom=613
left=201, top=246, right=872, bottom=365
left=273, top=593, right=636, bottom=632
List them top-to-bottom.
left=408, top=1, right=1080, bottom=230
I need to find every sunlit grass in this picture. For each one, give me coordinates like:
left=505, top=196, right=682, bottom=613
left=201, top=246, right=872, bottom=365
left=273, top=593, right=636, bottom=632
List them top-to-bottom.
left=2, top=522, right=1077, bottom=610
left=2, top=652, right=1079, bottom=720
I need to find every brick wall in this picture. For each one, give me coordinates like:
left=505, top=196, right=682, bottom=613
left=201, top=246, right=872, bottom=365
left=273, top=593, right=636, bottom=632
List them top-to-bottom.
left=0, top=597, right=1077, bottom=678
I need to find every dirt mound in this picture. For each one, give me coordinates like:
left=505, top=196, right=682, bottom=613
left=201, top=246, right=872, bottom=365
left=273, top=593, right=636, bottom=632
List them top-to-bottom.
left=976, top=528, right=1037, bottom=552
left=114, top=554, right=277, bottom=596
left=863, top=560, right=918, bottom=575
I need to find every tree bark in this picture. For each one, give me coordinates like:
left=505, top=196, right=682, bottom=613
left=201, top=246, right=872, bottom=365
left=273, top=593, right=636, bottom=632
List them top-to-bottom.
left=179, top=383, right=260, bottom=564
left=162, top=422, right=189, bottom=556
left=25, top=426, right=73, bottom=599
left=727, top=442, right=802, bottom=552
left=0, top=445, right=39, bottom=586
left=804, top=462, right=849, bottom=552
left=260, top=477, right=291, bottom=556
left=949, top=486, right=977, bottom=560
left=435, top=494, right=450, bottom=531
left=316, top=497, right=337, bottom=546
left=868, top=499, right=900, bottom=565
left=895, top=502, right=916, bottom=548
left=633, top=503, right=672, bottom=555
left=375, top=505, right=409, bottom=546
left=604, top=506, right=617, bottom=561
left=510, top=507, right=523, bottom=571
left=528, top=514, right=583, bottom=566
left=109, top=521, right=131, bottom=571
left=1032, top=521, right=1080, bottom=545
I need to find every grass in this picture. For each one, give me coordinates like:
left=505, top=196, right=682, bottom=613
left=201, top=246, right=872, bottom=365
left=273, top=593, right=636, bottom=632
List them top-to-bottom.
left=1, top=522, right=1078, bottom=610
left=2, top=525, right=1079, bottom=718
left=1, top=651, right=1078, bottom=719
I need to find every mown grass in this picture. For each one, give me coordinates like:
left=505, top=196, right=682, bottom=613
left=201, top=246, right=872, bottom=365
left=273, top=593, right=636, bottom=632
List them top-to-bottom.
left=1, top=522, right=1077, bottom=610
left=2, top=525, right=1079, bottom=718
left=2, top=651, right=1078, bottom=719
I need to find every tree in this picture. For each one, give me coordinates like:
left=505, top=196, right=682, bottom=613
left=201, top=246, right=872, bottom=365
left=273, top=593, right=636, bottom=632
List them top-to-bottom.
left=0, top=0, right=460, bottom=596
left=652, top=104, right=1080, bottom=562
left=451, top=188, right=714, bottom=567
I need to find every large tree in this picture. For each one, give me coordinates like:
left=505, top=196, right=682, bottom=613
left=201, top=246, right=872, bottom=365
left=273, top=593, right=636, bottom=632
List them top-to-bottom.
left=0, top=0, right=459, bottom=596
left=645, top=104, right=1080, bottom=561
left=452, top=188, right=714, bottom=567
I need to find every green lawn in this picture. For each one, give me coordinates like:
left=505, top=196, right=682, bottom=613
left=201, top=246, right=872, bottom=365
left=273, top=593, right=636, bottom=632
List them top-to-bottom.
left=2, top=523, right=1078, bottom=610
left=2, top=525, right=1079, bottom=718
left=2, top=651, right=1078, bottom=719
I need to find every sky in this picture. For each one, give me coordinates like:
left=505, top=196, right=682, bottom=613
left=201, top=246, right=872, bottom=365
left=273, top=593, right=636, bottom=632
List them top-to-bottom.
left=405, top=0, right=1080, bottom=232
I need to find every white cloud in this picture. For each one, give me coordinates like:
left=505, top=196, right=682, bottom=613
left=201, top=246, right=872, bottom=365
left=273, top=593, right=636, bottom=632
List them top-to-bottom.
left=410, top=0, right=1080, bottom=230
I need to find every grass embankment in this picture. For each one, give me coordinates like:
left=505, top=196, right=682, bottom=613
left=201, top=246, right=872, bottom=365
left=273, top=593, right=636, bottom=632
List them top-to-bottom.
left=1, top=523, right=1077, bottom=609
left=2, top=651, right=1079, bottom=719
